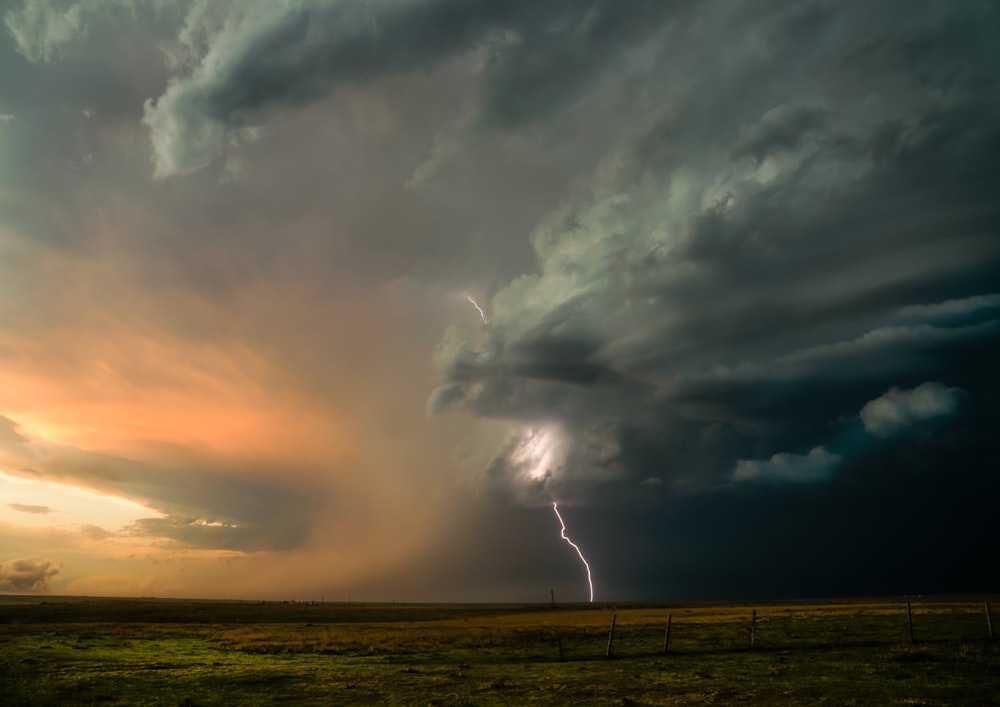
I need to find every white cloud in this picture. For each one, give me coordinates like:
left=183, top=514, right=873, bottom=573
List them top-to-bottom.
left=860, top=382, right=963, bottom=438
left=732, top=446, right=840, bottom=484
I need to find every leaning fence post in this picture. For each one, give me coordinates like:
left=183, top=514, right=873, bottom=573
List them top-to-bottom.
left=986, top=601, right=993, bottom=641
left=906, top=602, right=914, bottom=644
left=748, top=609, right=756, bottom=650
left=663, top=613, right=672, bottom=654
left=606, top=614, right=617, bottom=658
left=556, top=635, right=564, bottom=661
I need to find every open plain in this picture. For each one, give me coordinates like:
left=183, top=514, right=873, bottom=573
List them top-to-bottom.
left=1, top=595, right=998, bottom=705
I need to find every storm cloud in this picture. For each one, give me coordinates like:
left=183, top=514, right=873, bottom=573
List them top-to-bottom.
left=1, top=0, right=997, bottom=601
left=138, top=0, right=690, bottom=177
left=428, top=0, right=1000, bottom=506
left=0, top=557, right=60, bottom=592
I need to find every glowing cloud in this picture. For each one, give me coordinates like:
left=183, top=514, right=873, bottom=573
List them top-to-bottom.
left=510, top=426, right=564, bottom=484
left=0, top=470, right=162, bottom=531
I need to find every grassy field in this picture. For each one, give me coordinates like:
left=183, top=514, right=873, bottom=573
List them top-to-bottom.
left=1, top=595, right=998, bottom=705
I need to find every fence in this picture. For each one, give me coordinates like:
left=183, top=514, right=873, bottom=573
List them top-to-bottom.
left=545, top=600, right=995, bottom=662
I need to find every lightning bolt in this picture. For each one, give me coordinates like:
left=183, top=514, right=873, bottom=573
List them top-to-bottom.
left=465, top=294, right=488, bottom=324
left=551, top=501, right=594, bottom=603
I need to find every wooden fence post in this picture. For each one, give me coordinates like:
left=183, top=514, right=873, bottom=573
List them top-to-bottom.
left=550, top=589, right=555, bottom=609
left=986, top=601, right=993, bottom=641
left=906, top=602, right=914, bottom=644
left=749, top=609, right=756, bottom=650
left=663, top=613, right=672, bottom=654
left=606, top=614, right=617, bottom=658
left=556, top=635, right=564, bottom=661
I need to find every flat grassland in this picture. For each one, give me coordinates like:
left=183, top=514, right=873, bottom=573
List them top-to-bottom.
left=1, top=595, right=998, bottom=705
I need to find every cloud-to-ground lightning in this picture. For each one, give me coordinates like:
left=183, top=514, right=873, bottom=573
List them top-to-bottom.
left=464, top=294, right=488, bottom=324
left=511, top=427, right=596, bottom=602
left=551, top=501, right=595, bottom=603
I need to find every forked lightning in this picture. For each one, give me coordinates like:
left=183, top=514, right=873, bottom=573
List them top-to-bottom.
left=465, top=294, right=488, bottom=323
left=552, top=501, right=595, bottom=602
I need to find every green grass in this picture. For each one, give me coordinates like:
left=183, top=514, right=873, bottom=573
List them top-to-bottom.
left=1, top=596, right=998, bottom=705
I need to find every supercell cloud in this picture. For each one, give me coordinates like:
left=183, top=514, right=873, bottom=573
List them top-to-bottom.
left=0, top=0, right=997, bottom=600
left=427, top=0, right=1000, bottom=507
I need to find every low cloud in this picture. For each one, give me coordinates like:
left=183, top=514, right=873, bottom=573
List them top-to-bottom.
left=860, top=382, right=963, bottom=438
left=732, top=446, right=840, bottom=484
left=8, top=503, right=51, bottom=515
left=124, top=516, right=267, bottom=552
left=79, top=524, right=113, bottom=540
left=0, top=557, right=60, bottom=592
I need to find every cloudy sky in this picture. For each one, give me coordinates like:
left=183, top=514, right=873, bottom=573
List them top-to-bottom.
left=1, top=0, right=998, bottom=602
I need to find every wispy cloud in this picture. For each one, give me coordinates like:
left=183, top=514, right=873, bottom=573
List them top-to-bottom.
left=8, top=503, right=51, bottom=514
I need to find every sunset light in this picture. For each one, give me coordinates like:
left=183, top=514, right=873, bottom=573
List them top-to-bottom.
left=0, top=470, right=161, bottom=531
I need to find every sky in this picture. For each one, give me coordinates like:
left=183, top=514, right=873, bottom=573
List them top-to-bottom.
left=0, top=0, right=998, bottom=602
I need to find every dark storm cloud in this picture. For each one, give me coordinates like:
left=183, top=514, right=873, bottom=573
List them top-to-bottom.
left=2, top=0, right=560, bottom=291
left=141, top=0, right=691, bottom=176
left=429, top=0, right=1000, bottom=504
left=730, top=106, right=830, bottom=166
left=0, top=556, right=59, bottom=592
